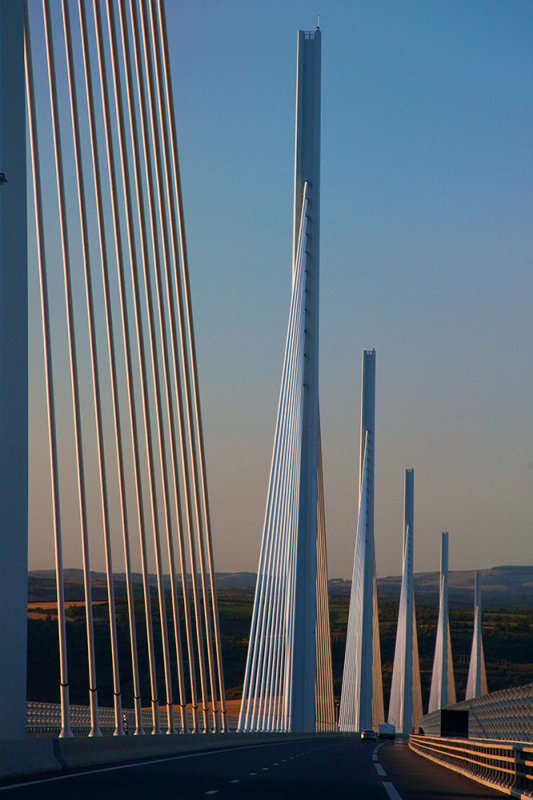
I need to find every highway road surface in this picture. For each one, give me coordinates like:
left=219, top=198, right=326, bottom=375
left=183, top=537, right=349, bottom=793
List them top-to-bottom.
left=0, top=735, right=507, bottom=799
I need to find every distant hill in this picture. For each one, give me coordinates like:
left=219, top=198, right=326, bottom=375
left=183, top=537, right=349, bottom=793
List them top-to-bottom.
left=28, top=565, right=533, bottom=609
left=379, top=565, right=533, bottom=609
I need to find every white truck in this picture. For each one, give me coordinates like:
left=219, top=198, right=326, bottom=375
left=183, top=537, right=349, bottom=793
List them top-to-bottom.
left=378, top=723, right=396, bottom=739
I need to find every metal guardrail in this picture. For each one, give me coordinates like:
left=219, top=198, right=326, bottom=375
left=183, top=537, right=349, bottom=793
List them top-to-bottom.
left=419, top=683, right=533, bottom=742
left=26, top=702, right=239, bottom=736
left=26, top=702, right=154, bottom=736
left=410, top=734, right=533, bottom=799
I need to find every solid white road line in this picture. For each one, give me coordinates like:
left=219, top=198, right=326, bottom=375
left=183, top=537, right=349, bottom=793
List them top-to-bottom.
left=0, top=740, right=310, bottom=792
left=383, top=781, right=403, bottom=800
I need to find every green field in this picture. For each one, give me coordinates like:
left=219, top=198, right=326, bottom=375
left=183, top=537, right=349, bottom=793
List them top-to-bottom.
left=27, top=588, right=533, bottom=711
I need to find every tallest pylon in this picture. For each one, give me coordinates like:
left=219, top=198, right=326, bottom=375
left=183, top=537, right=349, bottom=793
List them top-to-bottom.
left=291, top=26, right=321, bottom=734
left=239, top=28, right=334, bottom=733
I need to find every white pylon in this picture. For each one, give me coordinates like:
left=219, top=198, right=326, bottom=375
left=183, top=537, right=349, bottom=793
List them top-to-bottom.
left=0, top=0, right=28, bottom=740
left=239, top=29, right=334, bottom=734
left=339, top=349, right=384, bottom=732
left=388, top=469, right=423, bottom=734
left=428, top=532, right=456, bottom=712
left=465, top=572, right=488, bottom=700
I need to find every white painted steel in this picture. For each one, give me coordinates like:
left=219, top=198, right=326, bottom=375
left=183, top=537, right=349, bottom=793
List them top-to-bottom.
left=0, top=0, right=27, bottom=741
left=22, top=0, right=227, bottom=738
left=43, top=0, right=102, bottom=736
left=61, top=0, right=124, bottom=736
left=77, top=0, right=143, bottom=736
left=99, top=0, right=162, bottom=734
left=115, top=0, right=177, bottom=735
left=133, top=0, right=188, bottom=734
left=155, top=0, right=227, bottom=733
left=25, top=10, right=72, bottom=740
left=239, top=27, right=331, bottom=737
left=290, top=28, right=321, bottom=735
left=239, top=183, right=312, bottom=732
left=339, top=349, right=384, bottom=733
left=315, top=427, right=335, bottom=731
left=339, top=435, right=369, bottom=731
left=388, top=469, right=423, bottom=734
left=429, top=532, right=456, bottom=712
left=466, top=572, right=488, bottom=700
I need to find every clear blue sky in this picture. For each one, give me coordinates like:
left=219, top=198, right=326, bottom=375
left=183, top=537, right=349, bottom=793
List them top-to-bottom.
left=164, top=0, right=533, bottom=579
left=25, top=1, right=532, bottom=582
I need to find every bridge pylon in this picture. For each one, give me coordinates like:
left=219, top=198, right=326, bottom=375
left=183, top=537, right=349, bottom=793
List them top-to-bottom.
left=0, top=0, right=27, bottom=741
left=238, top=28, right=334, bottom=734
left=339, top=349, right=385, bottom=733
left=388, top=469, right=423, bottom=734
left=429, top=532, right=456, bottom=712
left=465, top=572, right=488, bottom=700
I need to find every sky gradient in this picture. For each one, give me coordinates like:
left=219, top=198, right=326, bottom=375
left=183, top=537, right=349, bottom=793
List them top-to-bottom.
left=27, top=0, right=533, bottom=581
left=165, top=1, right=532, bottom=580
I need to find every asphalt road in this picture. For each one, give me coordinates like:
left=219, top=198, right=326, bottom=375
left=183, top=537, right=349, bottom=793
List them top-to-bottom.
left=0, top=736, right=508, bottom=799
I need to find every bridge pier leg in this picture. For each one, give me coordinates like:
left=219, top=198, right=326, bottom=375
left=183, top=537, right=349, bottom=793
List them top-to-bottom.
left=0, top=0, right=28, bottom=741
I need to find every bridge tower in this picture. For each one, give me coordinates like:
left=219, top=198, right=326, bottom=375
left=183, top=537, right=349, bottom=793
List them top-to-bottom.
left=0, top=0, right=27, bottom=740
left=238, top=28, right=334, bottom=733
left=339, top=349, right=384, bottom=732
left=388, top=469, right=423, bottom=734
left=428, top=532, right=456, bottom=712
left=465, top=572, right=488, bottom=700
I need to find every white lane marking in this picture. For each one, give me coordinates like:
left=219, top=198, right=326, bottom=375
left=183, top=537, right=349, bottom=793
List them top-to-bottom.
left=273, top=762, right=279, bottom=766
left=374, top=762, right=386, bottom=777
left=262, top=767, right=269, bottom=771
left=248, top=772, right=257, bottom=776
left=230, top=779, right=240, bottom=783
left=383, top=782, right=403, bottom=800
left=205, top=792, right=218, bottom=796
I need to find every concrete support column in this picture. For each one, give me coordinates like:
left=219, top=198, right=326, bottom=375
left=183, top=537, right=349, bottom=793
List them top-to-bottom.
left=0, top=0, right=28, bottom=740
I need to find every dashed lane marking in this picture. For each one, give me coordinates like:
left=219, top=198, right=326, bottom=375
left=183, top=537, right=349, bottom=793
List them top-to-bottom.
left=0, top=740, right=314, bottom=792
left=374, top=763, right=386, bottom=777
left=248, top=772, right=257, bottom=776
left=230, top=779, right=240, bottom=783
left=383, top=781, right=403, bottom=800
left=205, top=792, right=218, bottom=796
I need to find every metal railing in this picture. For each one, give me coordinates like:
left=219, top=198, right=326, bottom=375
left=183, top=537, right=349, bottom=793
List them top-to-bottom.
left=419, top=683, right=533, bottom=742
left=26, top=702, right=240, bottom=737
left=27, top=702, right=154, bottom=736
left=410, top=734, right=533, bottom=798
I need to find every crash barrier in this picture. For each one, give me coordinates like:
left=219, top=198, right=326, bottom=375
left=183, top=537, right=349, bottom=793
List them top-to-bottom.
left=419, top=683, right=533, bottom=742
left=26, top=702, right=239, bottom=736
left=1, top=730, right=330, bottom=782
left=409, top=733, right=533, bottom=799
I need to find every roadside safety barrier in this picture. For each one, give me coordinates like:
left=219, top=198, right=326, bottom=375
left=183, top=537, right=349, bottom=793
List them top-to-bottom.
left=409, top=733, right=533, bottom=799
